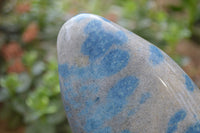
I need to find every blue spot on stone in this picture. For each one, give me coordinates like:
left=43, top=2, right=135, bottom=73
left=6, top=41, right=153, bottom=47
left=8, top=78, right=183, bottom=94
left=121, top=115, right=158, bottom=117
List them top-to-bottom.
left=60, top=18, right=133, bottom=132
left=59, top=19, right=129, bottom=81
left=81, top=19, right=127, bottom=61
left=115, top=31, right=128, bottom=44
left=149, top=45, right=164, bottom=65
left=95, top=49, right=129, bottom=77
left=58, top=64, right=69, bottom=78
left=70, top=66, right=93, bottom=80
left=184, top=74, right=194, bottom=92
left=84, top=76, right=139, bottom=132
left=107, top=76, right=139, bottom=100
left=63, top=82, right=82, bottom=109
left=79, top=84, right=99, bottom=95
left=64, top=87, right=76, bottom=101
left=139, top=92, right=151, bottom=104
left=95, top=97, right=100, bottom=102
left=85, top=99, right=94, bottom=107
left=84, top=100, right=125, bottom=132
left=103, top=100, right=125, bottom=117
left=64, top=106, right=72, bottom=118
left=65, top=106, right=70, bottom=112
left=78, top=106, right=90, bottom=117
left=128, top=108, right=137, bottom=116
left=166, top=109, right=187, bottom=133
left=66, top=112, right=72, bottom=118
left=84, top=117, right=104, bottom=132
left=186, top=122, right=200, bottom=133
left=94, top=127, right=112, bottom=133
left=121, top=129, right=131, bottom=133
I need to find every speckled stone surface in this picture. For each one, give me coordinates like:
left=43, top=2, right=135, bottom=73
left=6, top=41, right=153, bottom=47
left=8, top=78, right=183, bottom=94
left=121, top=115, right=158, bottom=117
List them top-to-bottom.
left=57, top=13, right=200, bottom=133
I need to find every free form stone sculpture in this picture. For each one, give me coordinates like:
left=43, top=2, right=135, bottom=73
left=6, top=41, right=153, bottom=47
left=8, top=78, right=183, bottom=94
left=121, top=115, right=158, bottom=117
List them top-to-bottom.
left=57, top=13, right=200, bottom=133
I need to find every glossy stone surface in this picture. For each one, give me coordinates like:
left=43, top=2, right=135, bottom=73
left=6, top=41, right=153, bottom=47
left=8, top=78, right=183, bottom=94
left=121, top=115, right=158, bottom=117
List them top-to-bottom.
left=57, top=13, right=200, bottom=133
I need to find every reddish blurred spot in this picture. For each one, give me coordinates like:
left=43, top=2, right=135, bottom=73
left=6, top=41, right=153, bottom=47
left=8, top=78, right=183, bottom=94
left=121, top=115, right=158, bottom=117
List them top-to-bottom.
left=155, top=0, right=181, bottom=10
left=15, top=3, right=31, bottom=14
left=69, top=8, right=78, bottom=15
left=104, top=13, right=118, bottom=22
left=22, top=22, right=39, bottom=43
left=177, top=40, right=200, bottom=88
left=177, top=40, right=200, bottom=67
left=1, top=42, right=23, bottom=61
left=1, top=42, right=26, bottom=73
left=7, top=58, right=26, bottom=74
left=183, top=63, right=200, bottom=88
left=0, top=119, right=25, bottom=133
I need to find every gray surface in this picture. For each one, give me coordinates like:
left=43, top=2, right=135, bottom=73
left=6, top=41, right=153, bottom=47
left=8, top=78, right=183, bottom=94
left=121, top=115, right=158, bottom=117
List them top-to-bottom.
left=57, top=13, right=200, bottom=133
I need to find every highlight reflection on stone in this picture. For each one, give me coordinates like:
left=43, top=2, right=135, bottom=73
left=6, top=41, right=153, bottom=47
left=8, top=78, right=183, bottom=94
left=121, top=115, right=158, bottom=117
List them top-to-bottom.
left=57, top=13, right=200, bottom=133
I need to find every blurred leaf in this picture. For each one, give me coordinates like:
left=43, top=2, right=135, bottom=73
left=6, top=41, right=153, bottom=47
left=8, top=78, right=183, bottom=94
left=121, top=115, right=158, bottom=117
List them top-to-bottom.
left=123, top=1, right=137, bottom=18
left=156, top=11, right=167, bottom=22
left=23, top=51, right=38, bottom=67
left=47, top=59, right=58, bottom=70
left=32, top=61, right=45, bottom=76
left=42, top=71, right=59, bottom=95
left=16, top=73, right=31, bottom=93
left=0, top=74, right=20, bottom=96
left=0, top=88, right=9, bottom=101
left=26, top=88, right=49, bottom=111
left=12, top=97, right=28, bottom=114
left=46, top=101, right=65, bottom=124
left=46, top=105, right=57, bottom=114
left=46, top=109, right=65, bottom=125
left=25, top=111, right=42, bottom=123
left=9, top=114, right=22, bottom=129
left=26, top=120, right=55, bottom=133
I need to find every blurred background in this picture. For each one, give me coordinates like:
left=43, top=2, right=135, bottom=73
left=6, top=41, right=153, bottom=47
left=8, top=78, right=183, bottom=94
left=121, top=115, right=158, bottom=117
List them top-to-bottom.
left=0, top=0, right=200, bottom=133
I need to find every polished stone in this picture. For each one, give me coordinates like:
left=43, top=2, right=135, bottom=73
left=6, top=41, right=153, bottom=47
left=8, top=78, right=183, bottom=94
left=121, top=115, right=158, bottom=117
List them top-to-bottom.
left=57, top=13, right=200, bottom=133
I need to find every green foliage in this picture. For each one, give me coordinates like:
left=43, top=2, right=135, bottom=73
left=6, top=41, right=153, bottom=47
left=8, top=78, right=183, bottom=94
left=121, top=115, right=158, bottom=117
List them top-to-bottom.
left=0, top=0, right=70, bottom=132
left=119, top=0, right=191, bottom=51
left=0, top=57, right=67, bottom=132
